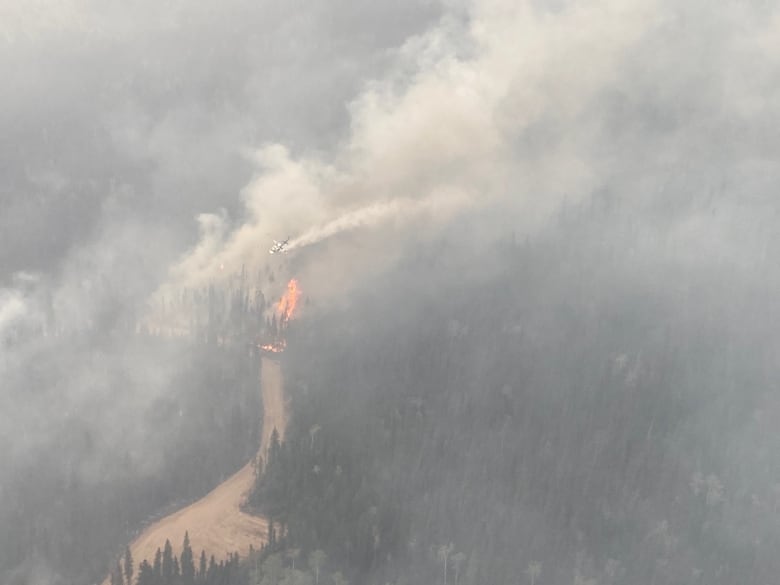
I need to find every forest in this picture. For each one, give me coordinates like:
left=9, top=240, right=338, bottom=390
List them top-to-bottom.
left=3, top=2, right=779, bottom=584
left=5, top=196, right=778, bottom=585
left=251, top=197, right=780, bottom=585
left=107, top=530, right=341, bottom=585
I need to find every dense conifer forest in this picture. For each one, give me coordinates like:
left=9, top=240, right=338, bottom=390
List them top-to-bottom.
left=6, top=200, right=779, bottom=585
left=253, top=202, right=780, bottom=585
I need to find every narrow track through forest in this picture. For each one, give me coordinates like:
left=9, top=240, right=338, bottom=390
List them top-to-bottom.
left=103, top=356, right=286, bottom=584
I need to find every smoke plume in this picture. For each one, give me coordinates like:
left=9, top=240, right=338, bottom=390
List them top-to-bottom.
left=156, top=1, right=584, bottom=294
left=285, top=193, right=466, bottom=252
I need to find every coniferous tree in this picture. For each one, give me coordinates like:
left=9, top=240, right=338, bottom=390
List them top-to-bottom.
left=269, top=428, right=280, bottom=459
left=268, top=521, right=276, bottom=548
left=181, top=531, right=196, bottom=585
left=162, top=539, right=174, bottom=583
left=124, top=546, right=134, bottom=585
left=154, top=548, right=163, bottom=582
left=287, top=548, right=300, bottom=571
left=199, top=550, right=207, bottom=581
left=308, top=550, right=326, bottom=585
left=260, top=554, right=283, bottom=585
left=137, top=560, right=154, bottom=585
left=110, top=563, right=123, bottom=585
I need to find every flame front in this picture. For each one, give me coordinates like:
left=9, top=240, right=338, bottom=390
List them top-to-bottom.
left=260, top=278, right=301, bottom=353
left=278, top=278, right=301, bottom=325
left=259, top=340, right=286, bottom=353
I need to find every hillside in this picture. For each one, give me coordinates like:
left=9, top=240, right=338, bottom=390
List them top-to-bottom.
left=254, top=207, right=780, bottom=585
left=103, top=355, right=286, bottom=584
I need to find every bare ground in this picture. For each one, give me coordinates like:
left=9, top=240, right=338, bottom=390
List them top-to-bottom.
left=103, top=356, right=286, bottom=582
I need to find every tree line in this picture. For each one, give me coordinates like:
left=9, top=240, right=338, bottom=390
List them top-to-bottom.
left=259, top=198, right=780, bottom=584
left=109, top=531, right=345, bottom=585
left=109, top=533, right=245, bottom=585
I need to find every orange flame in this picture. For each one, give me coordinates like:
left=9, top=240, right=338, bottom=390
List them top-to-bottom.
left=277, top=278, right=301, bottom=325
left=260, top=279, right=301, bottom=354
left=259, top=340, right=286, bottom=353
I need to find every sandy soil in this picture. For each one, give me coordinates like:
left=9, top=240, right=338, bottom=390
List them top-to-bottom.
left=103, top=356, right=286, bottom=583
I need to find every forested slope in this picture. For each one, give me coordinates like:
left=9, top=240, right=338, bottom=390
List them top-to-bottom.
left=255, top=200, right=780, bottom=585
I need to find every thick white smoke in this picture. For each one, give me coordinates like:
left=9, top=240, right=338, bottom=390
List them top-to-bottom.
left=155, top=0, right=780, bottom=303
left=154, top=1, right=588, bottom=295
left=285, top=192, right=466, bottom=252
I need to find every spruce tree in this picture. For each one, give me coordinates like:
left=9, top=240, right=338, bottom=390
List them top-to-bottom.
left=269, top=428, right=281, bottom=461
left=181, top=531, right=196, bottom=585
left=162, top=539, right=174, bottom=582
left=124, top=546, right=134, bottom=585
left=153, top=548, right=162, bottom=581
left=198, top=550, right=207, bottom=581
left=308, top=550, right=326, bottom=585
left=260, top=554, right=283, bottom=585
left=137, top=560, right=154, bottom=585
left=110, top=564, right=123, bottom=585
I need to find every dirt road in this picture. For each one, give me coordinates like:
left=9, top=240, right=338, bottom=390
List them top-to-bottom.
left=103, top=356, right=286, bottom=582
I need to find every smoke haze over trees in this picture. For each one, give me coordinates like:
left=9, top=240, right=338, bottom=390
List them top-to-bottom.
left=2, top=0, right=780, bottom=583
left=271, top=204, right=780, bottom=583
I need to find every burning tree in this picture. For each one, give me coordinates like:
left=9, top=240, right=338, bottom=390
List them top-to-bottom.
left=260, top=278, right=301, bottom=353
